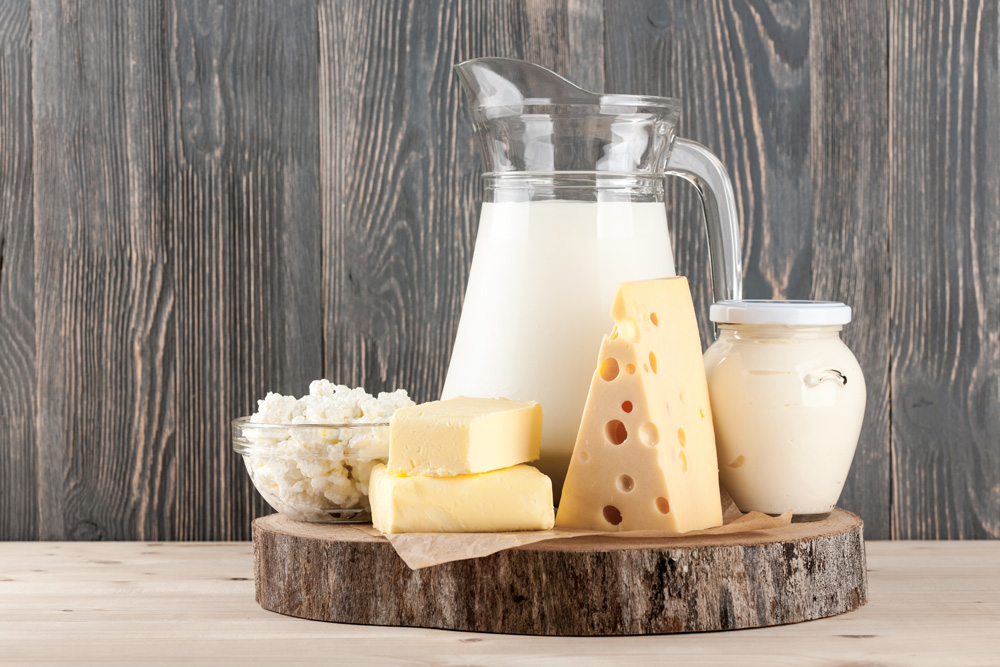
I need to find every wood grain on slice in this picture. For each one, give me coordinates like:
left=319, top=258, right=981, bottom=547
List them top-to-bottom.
left=169, top=0, right=322, bottom=540
left=809, top=0, right=891, bottom=539
left=888, top=0, right=1000, bottom=538
left=0, top=1, right=36, bottom=540
left=253, top=510, right=867, bottom=636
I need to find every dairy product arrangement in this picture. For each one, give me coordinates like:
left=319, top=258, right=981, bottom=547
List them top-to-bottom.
left=235, top=58, right=874, bottom=639
left=235, top=58, right=867, bottom=537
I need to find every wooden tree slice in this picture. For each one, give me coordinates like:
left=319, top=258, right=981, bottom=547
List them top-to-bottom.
left=253, top=509, right=867, bottom=636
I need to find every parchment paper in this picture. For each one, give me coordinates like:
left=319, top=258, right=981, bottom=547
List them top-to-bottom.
left=354, top=489, right=792, bottom=570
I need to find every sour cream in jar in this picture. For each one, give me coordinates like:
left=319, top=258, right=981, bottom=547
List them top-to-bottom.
left=703, top=301, right=866, bottom=521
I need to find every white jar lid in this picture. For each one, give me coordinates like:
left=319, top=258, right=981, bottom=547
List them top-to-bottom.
left=710, top=300, right=852, bottom=325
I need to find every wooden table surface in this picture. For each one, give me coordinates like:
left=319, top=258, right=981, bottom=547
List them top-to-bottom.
left=1, top=541, right=997, bottom=665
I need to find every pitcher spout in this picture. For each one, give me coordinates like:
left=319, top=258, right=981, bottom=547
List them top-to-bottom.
left=454, top=57, right=601, bottom=109
left=454, top=58, right=680, bottom=174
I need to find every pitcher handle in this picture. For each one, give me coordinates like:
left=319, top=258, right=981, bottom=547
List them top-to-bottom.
left=666, top=138, right=743, bottom=303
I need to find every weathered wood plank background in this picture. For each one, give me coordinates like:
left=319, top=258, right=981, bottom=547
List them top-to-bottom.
left=0, top=0, right=996, bottom=540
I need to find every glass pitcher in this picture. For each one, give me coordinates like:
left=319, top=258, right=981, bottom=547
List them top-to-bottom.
left=441, top=58, right=742, bottom=496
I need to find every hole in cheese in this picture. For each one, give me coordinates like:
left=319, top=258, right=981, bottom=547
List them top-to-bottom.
left=650, top=312, right=658, bottom=326
left=609, top=326, right=619, bottom=340
left=649, top=351, right=657, bottom=373
left=600, top=358, right=619, bottom=381
left=625, top=364, right=636, bottom=375
left=679, top=391, right=685, bottom=405
left=621, top=401, right=633, bottom=413
left=700, top=408, right=705, bottom=419
left=605, top=420, right=628, bottom=445
left=639, top=422, right=659, bottom=446
left=678, top=427, right=686, bottom=448
left=579, top=450, right=591, bottom=463
left=680, top=451, right=688, bottom=472
left=728, top=455, right=745, bottom=468
left=617, top=474, right=634, bottom=492
left=656, top=496, right=670, bottom=514
left=603, top=505, right=623, bottom=525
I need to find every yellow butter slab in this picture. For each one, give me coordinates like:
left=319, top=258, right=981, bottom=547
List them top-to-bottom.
left=387, top=396, right=542, bottom=476
left=370, top=463, right=554, bottom=533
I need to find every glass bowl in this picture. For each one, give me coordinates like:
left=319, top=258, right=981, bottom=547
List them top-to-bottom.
left=232, top=417, right=390, bottom=523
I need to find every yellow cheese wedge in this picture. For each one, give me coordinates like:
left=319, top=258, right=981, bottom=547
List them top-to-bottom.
left=555, top=277, right=723, bottom=532
left=388, top=396, right=542, bottom=476
left=369, top=463, right=555, bottom=533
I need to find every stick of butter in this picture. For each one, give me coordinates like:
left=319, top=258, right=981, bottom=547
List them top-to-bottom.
left=556, top=277, right=723, bottom=533
left=387, top=396, right=542, bottom=476
left=370, top=463, right=555, bottom=533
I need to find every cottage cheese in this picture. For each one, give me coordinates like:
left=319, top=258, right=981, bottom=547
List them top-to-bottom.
left=244, top=380, right=414, bottom=521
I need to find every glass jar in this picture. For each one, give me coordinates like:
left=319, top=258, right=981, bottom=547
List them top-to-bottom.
left=703, top=301, right=866, bottom=521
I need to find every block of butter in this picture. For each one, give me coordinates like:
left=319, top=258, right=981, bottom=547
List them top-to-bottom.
left=556, top=277, right=723, bottom=533
left=387, top=396, right=542, bottom=476
left=369, top=463, right=555, bottom=533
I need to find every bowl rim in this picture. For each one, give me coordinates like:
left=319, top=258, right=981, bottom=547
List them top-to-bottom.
left=232, top=415, right=391, bottom=430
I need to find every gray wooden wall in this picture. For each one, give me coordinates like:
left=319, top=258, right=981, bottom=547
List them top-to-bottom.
left=0, top=0, right=996, bottom=541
